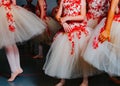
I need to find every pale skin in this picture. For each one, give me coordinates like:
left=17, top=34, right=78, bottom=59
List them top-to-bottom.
left=11, top=0, right=16, bottom=5
left=37, top=0, right=50, bottom=23
left=38, top=0, right=46, bottom=20
left=51, top=0, right=61, bottom=18
left=55, top=0, right=88, bottom=86
left=98, top=0, right=119, bottom=43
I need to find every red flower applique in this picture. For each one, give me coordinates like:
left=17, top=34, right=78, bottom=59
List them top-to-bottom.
left=4, top=2, right=16, bottom=32
left=9, top=25, right=15, bottom=32
left=100, top=27, right=105, bottom=33
left=92, top=37, right=99, bottom=49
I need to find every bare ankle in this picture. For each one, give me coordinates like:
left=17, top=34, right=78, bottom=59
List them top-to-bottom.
left=18, top=68, right=23, bottom=73
left=80, top=78, right=88, bottom=86
left=56, top=79, right=65, bottom=86
left=80, top=81, right=88, bottom=86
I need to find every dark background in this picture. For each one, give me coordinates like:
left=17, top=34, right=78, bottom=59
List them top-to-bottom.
left=17, top=0, right=57, bottom=15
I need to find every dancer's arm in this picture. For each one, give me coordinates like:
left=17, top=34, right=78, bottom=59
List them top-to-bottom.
left=11, top=0, right=16, bottom=5
left=38, top=0, right=46, bottom=20
left=55, top=0, right=64, bottom=22
left=55, top=0, right=71, bottom=32
left=55, top=0, right=67, bottom=30
left=98, top=0, right=119, bottom=43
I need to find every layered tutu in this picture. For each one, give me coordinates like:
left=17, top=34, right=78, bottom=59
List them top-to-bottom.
left=0, top=5, right=46, bottom=48
left=84, top=17, right=120, bottom=76
left=87, top=18, right=99, bottom=29
left=43, top=27, right=99, bottom=79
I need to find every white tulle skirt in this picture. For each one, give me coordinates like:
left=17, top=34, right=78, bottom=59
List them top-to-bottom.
left=0, top=5, right=46, bottom=48
left=84, top=18, right=120, bottom=76
left=87, top=18, right=100, bottom=29
left=43, top=27, right=99, bottom=79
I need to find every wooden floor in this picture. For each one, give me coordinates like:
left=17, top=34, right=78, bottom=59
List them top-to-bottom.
left=0, top=43, right=119, bottom=86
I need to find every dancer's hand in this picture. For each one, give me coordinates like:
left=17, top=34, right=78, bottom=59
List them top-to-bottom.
left=56, top=15, right=61, bottom=22
left=45, top=16, right=50, bottom=21
left=60, top=16, right=68, bottom=24
left=62, top=22, right=71, bottom=32
left=98, top=30, right=110, bottom=43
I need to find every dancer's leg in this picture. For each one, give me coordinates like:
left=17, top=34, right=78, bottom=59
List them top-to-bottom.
left=13, top=44, right=23, bottom=73
left=32, top=44, right=43, bottom=59
left=5, top=45, right=20, bottom=81
left=5, top=45, right=17, bottom=73
left=80, top=76, right=88, bottom=86
left=56, top=79, right=65, bottom=86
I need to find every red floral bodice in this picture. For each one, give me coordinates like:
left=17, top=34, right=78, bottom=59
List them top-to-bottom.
left=63, top=0, right=87, bottom=31
left=63, top=0, right=81, bottom=16
left=87, top=0, right=110, bottom=19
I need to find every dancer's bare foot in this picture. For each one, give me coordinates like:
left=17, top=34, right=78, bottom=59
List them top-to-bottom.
left=32, top=55, right=43, bottom=59
left=8, top=69, right=23, bottom=82
left=8, top=70, right=19, bottom=81
left=110, top=77, right=120, bottom=84
left=56, top=79, right=65, bottom=86
left=80, top=81, right=88, bottom=86
left=56, top=82, right=64, bottom=86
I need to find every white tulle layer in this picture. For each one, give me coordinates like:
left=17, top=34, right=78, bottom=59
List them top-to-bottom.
left=0, top=5, right=46, bottom=48
left=84, top=18, right=120, bottom=76
left=87, top=18, right=99, bottom=29
left=43, top=27, right=99, bottom=79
